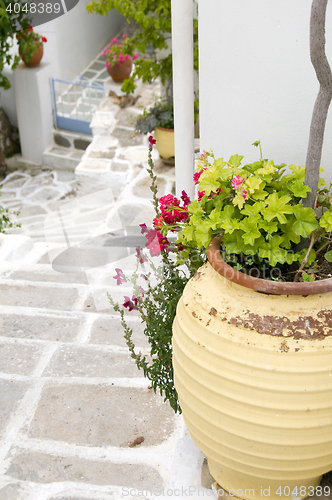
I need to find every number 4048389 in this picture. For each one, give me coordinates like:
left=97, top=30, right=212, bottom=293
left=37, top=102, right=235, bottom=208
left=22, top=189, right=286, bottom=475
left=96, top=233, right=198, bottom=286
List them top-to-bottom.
left=6, top=2, right=61, bottom=14
left=276, top=486, right=331, bottom=497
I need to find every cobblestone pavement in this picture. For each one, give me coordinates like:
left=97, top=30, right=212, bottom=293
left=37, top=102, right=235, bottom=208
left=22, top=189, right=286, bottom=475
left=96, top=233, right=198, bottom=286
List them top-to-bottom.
left=0, top=81, right=216, bottom=500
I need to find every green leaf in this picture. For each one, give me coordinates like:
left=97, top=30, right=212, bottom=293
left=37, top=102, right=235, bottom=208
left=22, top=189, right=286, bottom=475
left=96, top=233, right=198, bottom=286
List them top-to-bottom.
left=228, top=154, right=244, bottom=168
left=288, top=164, right=305, bottom=181
left=245, top=177, right=264, bottom=194
left=290, top=179, right=311, bottom=198
left=232, top=193, right=246, bottom=209
left=263, top=193, right=293, bottom=224
left=241, top=202, right=265, bottom=218
left=292, top=205, right=319, bottom=237
left=320, top=211, right=332, bottom=232
left=279, top=216, right=301, bottom=249
left=239, top=218, right=261, bottom=246
left=258, top=219, right=279, bottom=234
left=194, top=223, right=212, bottom=249
left=222, top=231, right=243, bottom=254
left=258, top=235, right=288, bottom=266
left=294, top=248, right=316, bottom=267
left=324, top=250, right=332, bottom=263
left=302, top=273, right=315, bottom=282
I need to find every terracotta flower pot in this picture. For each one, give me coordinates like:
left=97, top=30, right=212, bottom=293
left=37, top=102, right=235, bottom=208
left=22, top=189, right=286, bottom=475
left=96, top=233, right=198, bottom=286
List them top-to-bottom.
left=19, top=43, right=44, bottom=67
left=106, top=57, right=133, bottom=83
left=154, top=126, right=174, bottom=165
left=172, top=236, right=332, bottom=499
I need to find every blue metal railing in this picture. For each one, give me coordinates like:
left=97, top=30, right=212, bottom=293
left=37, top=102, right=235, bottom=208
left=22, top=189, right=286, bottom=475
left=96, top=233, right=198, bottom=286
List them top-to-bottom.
left=51, top=76, right=105, bottom=135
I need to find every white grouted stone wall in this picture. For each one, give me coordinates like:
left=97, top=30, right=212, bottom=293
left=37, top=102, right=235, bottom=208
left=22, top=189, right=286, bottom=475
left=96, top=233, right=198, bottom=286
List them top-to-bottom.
left=198, top=0, right=332, bottom=182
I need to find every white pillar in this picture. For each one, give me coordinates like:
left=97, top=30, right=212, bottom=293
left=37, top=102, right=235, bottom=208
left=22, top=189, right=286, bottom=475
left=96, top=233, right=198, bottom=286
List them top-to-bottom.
left=171, top=0, right=195, bottom=200
left=14, top=61, right=53, bottom=163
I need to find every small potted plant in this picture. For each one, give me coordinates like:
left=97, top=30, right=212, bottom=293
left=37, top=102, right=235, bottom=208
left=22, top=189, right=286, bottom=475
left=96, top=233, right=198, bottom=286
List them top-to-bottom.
left=16, top=26, right=47, bottom=67
left=102, top=34, right=138, bottom=83
left=135, top=100, right=174, bottom=164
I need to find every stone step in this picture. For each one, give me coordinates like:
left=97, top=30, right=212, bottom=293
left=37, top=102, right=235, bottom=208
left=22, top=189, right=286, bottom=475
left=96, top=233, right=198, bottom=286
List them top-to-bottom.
left=53, top=129, right=92, bottom=150
left=42, top=146, right=85, bottom=171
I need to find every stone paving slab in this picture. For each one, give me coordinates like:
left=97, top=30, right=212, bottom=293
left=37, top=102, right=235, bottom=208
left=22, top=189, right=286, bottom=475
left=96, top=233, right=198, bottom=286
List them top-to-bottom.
left=0, top=283, right=79, bottom=310
left=0, top=312, right=83, bottom=342
left=90, top=316, right=149, bottom=350
left=0, top=341, right=45, bottom=376
left=42, top=346, right=144, bottom=378
left=0, top=380, right=30, bottom=438
left=25, top=384, right=175, bottom=448
left=5, top=449, right=163, bottom=488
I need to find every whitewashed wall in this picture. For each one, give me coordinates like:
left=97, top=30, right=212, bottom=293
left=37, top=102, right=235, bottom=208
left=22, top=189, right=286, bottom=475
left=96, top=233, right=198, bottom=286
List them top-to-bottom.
left=198, top=0, right=332, bottom=183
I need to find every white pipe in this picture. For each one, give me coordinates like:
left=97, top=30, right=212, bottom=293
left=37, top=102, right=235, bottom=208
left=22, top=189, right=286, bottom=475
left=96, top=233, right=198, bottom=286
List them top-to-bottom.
left=171, top=0, right=195, bottom=200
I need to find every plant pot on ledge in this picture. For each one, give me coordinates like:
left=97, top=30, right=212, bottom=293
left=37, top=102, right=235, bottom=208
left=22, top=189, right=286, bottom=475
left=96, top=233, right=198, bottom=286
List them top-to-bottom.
left=19, top=43, right=44, bottom=67
left=107, top=57, right=133, bottom=83
left=154, top=126, right=174, bottom=165
left=172, top=235, right=332, bottom=499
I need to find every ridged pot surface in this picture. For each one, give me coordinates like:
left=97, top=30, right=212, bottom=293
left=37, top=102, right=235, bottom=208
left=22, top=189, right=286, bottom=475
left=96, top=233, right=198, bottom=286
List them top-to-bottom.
left=154, top=127, right=174, bottom=163
left=172, top=262, right=332, bottom=499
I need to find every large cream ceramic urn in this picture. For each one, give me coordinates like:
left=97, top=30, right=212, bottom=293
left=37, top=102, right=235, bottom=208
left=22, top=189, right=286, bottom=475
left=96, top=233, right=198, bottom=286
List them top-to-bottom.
left=172, top=238, right=332, bottom=500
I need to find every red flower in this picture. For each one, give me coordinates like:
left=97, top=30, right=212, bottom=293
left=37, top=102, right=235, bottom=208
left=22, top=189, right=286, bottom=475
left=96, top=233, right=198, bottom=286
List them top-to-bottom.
left=28, top=26, right=33, bottom=31
left=41, top=36, right=47, bottom=43
left=148, top=135, right=156, bottom=146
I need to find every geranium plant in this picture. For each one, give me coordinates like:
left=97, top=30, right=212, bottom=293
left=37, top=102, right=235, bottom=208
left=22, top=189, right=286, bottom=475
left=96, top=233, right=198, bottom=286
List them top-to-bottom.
left=16, top=26, right=47, bottom=63
left=102, top=34, right=138, bottom=70
left=172, top=142, right=332, bottom=282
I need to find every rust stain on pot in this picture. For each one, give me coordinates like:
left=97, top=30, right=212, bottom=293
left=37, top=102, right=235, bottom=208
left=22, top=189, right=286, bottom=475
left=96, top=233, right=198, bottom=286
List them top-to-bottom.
left=194, top=272, right=201, bottom=280
left=209, top=307, right=218, bottom=316
left=227, top=309, right=332, bottom=340
left=279, top=341, right=289, bottom=353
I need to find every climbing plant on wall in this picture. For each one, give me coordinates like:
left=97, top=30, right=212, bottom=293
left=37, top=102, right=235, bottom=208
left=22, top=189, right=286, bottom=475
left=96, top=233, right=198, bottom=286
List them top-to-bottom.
left=0, top=0, right=32, bottom=89
left=86, top=0, right=198, bottom=100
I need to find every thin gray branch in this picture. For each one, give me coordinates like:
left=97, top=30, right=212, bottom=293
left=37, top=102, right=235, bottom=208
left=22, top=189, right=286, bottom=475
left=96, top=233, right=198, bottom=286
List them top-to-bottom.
left=304, top=0, right=332, bottom=209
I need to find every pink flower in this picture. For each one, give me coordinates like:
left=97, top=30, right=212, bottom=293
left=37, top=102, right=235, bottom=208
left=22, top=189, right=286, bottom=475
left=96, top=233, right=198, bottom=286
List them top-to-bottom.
left=122, top=33, right=129, bottom=38
left=111, top=37, right=118, bottom=43
left=101, top=49, right=108, bottom=56
left=124, top=54, right=129, bottom=60
left=132, top=54, right=139, bottom=61
left=106, top=61, right=110, bottom=68
left=148, top=135, right=156, bottom=146
left=193, top=167, right=208, bottom=185
left=231, top=175, right=245, bottom=189
left=181, top=190, right=190, bottom=207
left=242, top=190, right=247, bottom=199
left=198, top=191, right=205, bottom=201
left=140, top=223, right=149, bottom=234
left=144, top=229, right=170, bottom=257
left=136, top=247, right=147, bottom=264
left=113, top=268, right=125, bottom=286
left=123, top=295, right=138, bottom=311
